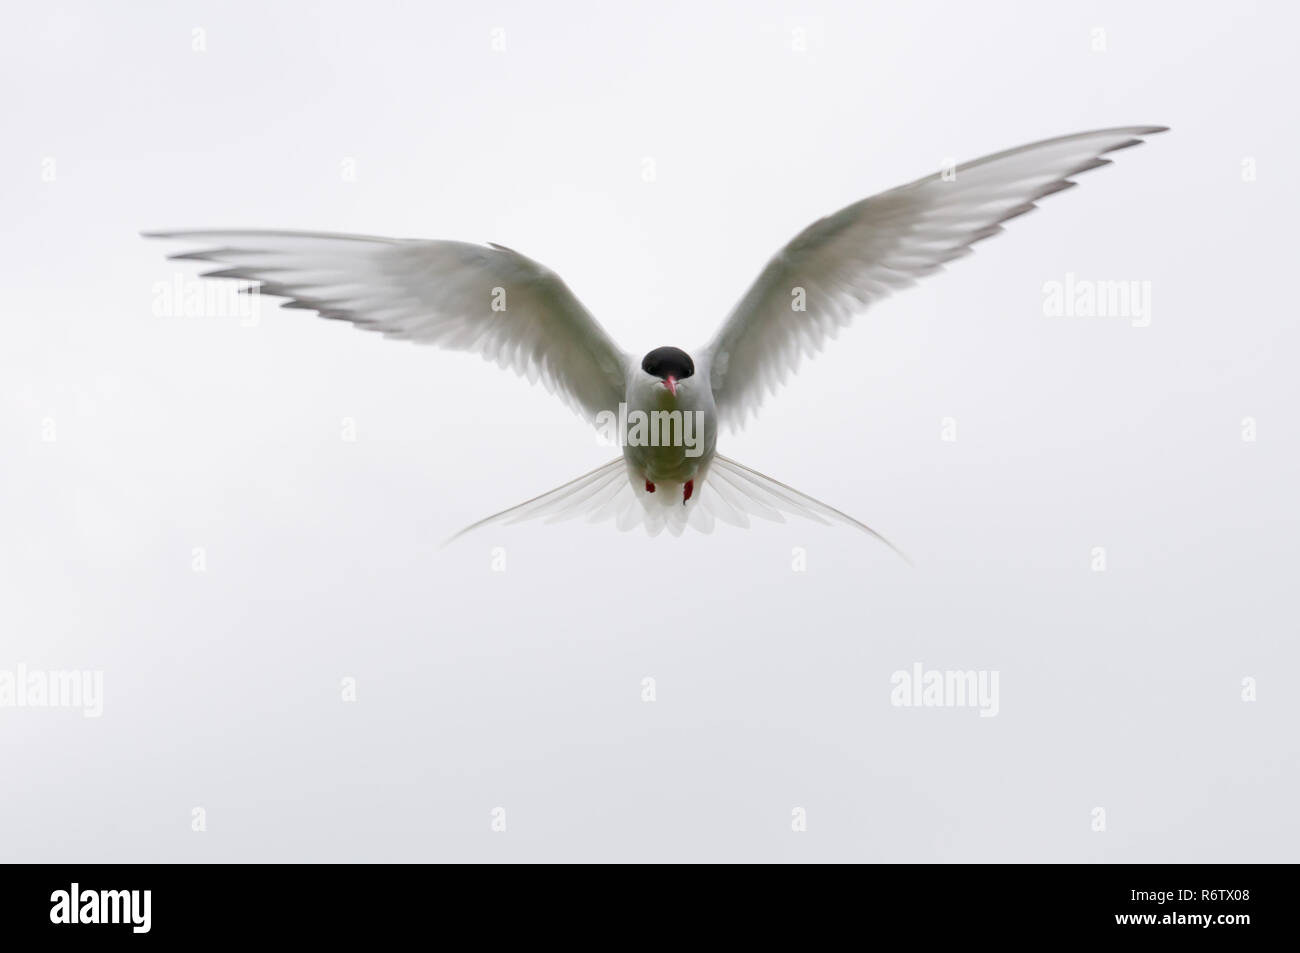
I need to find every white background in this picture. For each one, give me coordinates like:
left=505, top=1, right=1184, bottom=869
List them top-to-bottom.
left=1, top=0, right=1295, bottom=861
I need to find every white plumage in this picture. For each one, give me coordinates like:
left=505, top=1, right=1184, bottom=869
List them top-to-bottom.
left=145, top=126, right=1166, bottom=558
left=702, top=126, right=1167, bottom=429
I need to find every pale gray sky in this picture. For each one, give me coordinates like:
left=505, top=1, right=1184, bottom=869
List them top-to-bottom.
left=1, top=0, right=1295, bottom=861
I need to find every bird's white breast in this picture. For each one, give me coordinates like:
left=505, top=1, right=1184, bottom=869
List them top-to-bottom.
left=622, top=374, right=717, bottom=484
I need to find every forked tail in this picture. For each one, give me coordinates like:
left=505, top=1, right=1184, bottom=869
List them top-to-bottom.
left=444, top=454, right=910, bottom=563
left=442, top=458, right=632, bottom=545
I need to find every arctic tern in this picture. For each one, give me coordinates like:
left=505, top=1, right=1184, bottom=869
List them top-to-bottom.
left=144, top=125, right=1166, bottom=556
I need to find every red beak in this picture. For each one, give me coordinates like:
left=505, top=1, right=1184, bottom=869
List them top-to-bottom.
left=664, top=376, right=677, bottom=396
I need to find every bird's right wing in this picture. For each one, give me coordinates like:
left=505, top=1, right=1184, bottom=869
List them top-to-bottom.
left=701, top=126, right=1168, bottom=430
left=143, top=230, right=629, bottom=424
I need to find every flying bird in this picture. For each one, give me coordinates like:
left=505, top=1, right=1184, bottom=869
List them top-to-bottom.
left=144, top=125, right=1166, bottom=557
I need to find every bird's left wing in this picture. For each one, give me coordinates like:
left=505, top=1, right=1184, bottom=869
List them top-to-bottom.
left=701, top=126, right=1168, bottom=430
left=143, top=229, right=629, bottom=423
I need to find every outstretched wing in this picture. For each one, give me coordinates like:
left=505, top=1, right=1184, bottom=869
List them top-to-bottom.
left=701, top=126, right=1168, bottom=430
left=143, top=229, right=629, bottom=423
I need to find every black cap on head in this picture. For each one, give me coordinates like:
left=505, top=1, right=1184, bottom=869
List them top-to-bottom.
left=641, top=346, right=694, bottom=380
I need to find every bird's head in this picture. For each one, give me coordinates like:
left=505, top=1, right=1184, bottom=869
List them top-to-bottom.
left=639, top=346, right=695, bottom=398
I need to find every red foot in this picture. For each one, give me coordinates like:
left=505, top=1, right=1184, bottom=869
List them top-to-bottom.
left=683, top=479, right=694, bottom=504
left=645, top=480, right=655, bottom=493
